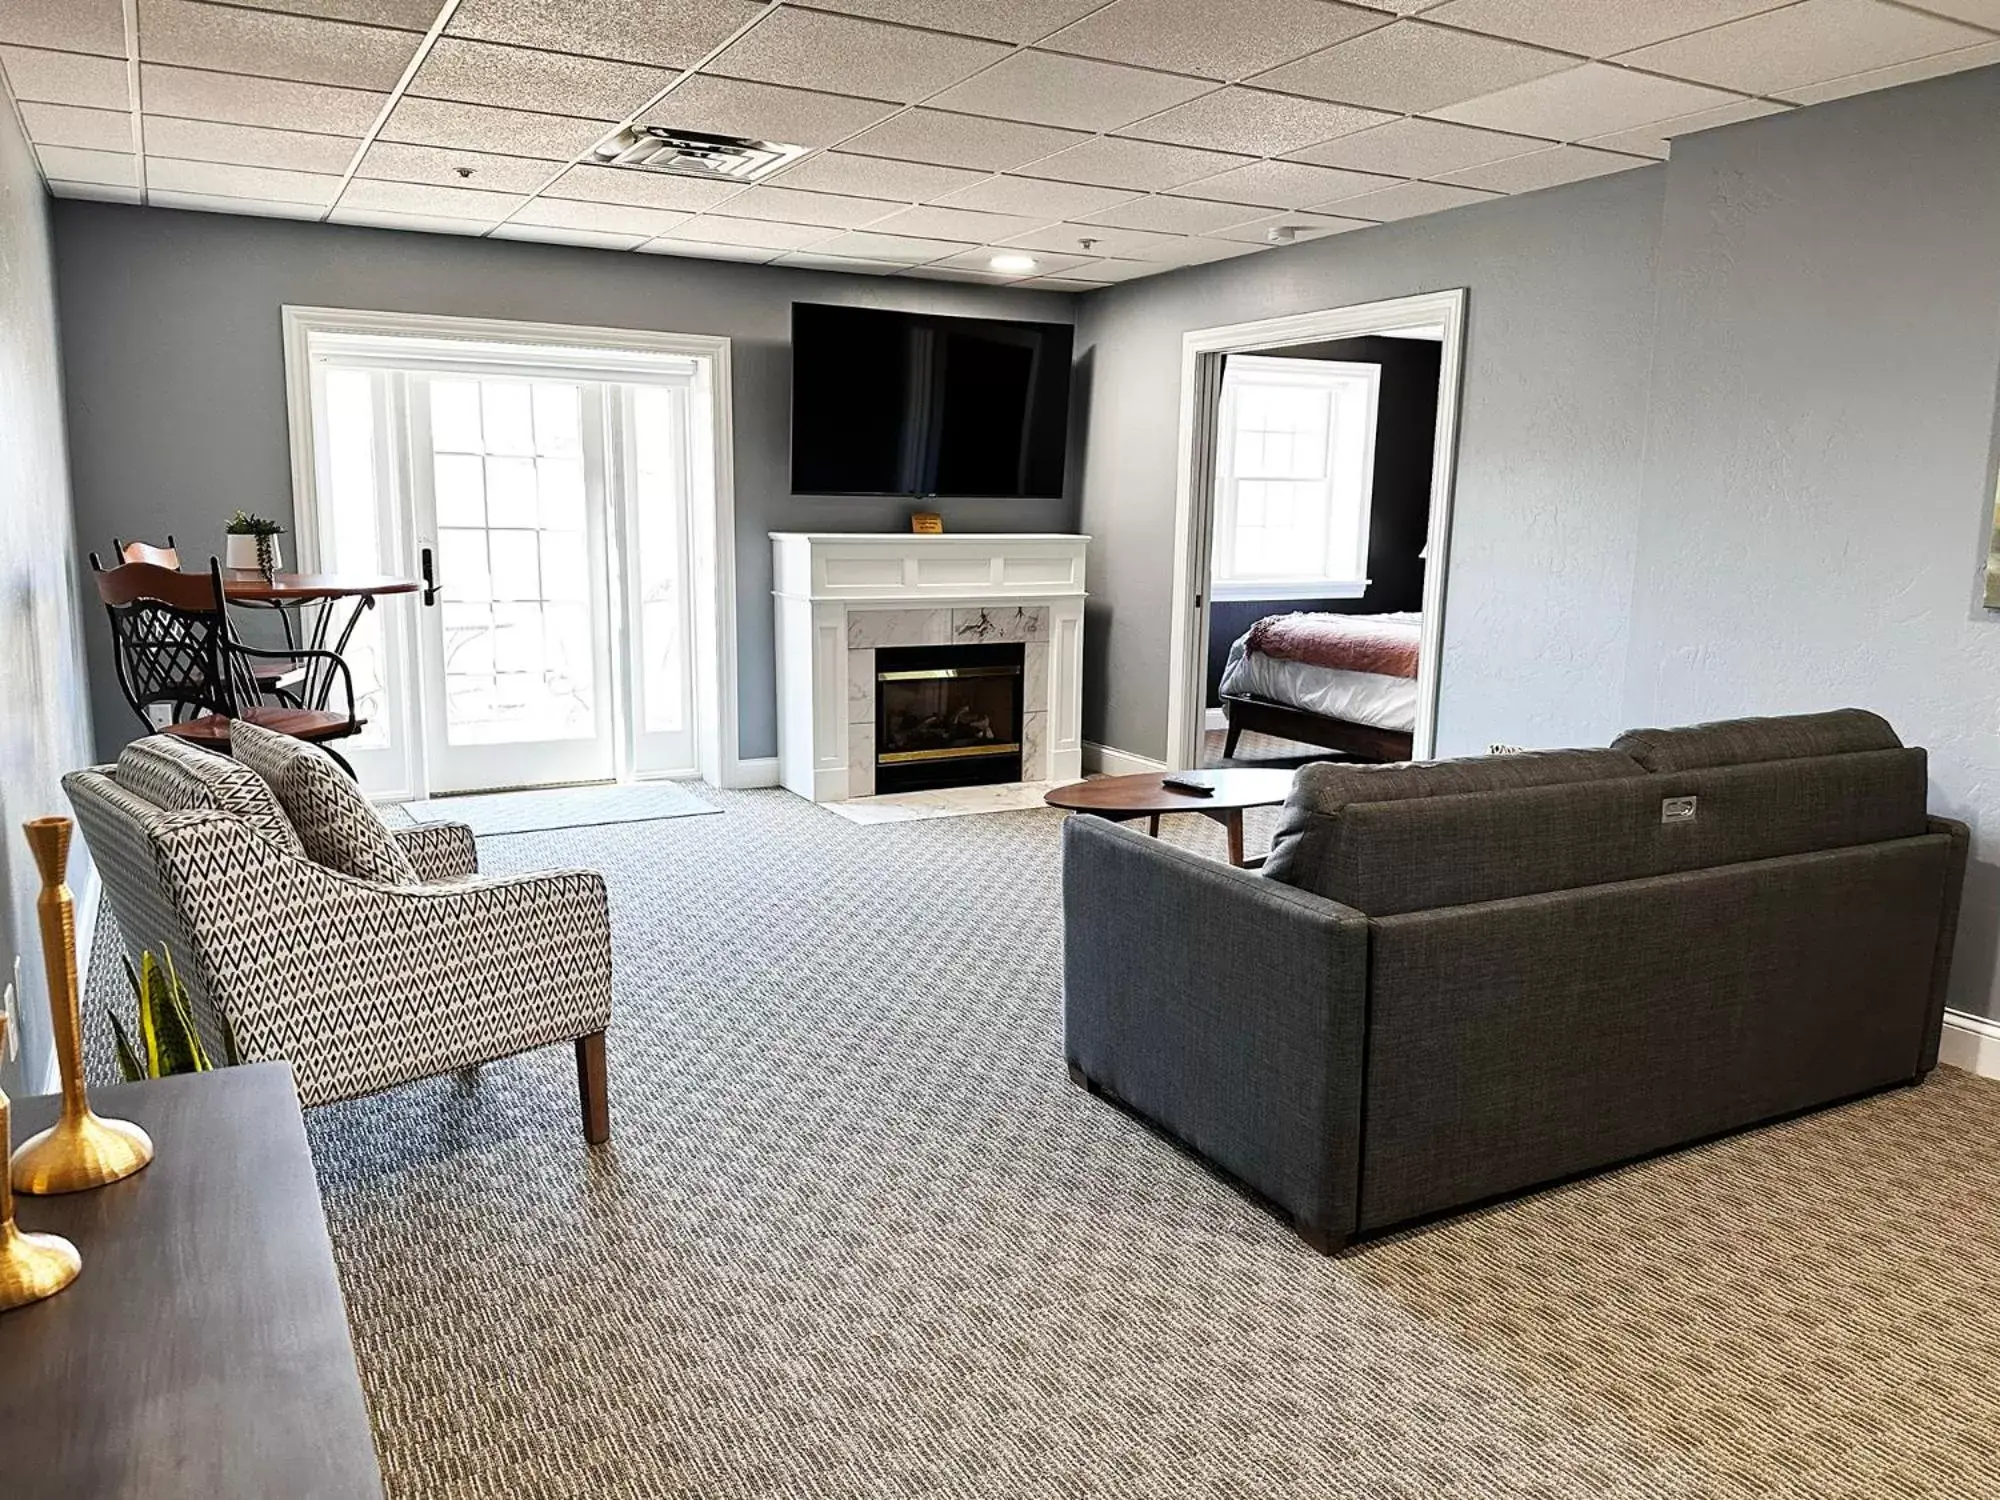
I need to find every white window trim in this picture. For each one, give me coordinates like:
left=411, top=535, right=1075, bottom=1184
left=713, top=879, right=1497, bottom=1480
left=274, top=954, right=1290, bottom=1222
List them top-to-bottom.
left=280, top=305, right=746, bottom=790
left=1210, top=355, right=1380, bottom=604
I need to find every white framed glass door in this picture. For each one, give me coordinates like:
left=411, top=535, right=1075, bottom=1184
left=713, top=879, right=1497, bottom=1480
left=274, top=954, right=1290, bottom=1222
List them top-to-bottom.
left=618, top=384, right=697, bottom=777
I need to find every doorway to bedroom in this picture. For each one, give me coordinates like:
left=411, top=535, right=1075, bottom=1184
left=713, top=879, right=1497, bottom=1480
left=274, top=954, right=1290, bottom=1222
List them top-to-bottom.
left=1164, top=291, right=1465, bottom=771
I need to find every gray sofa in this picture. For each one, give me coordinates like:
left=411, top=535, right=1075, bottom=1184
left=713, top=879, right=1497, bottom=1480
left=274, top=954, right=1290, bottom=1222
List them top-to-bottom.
left=1062, top=710, right=1967, bottom=1253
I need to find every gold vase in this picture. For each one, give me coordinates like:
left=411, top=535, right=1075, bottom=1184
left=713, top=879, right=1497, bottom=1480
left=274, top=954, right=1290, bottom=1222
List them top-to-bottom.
left=9, top=817, right=153, bottom=1196
left=0, top=1011, right=81, bottom=1310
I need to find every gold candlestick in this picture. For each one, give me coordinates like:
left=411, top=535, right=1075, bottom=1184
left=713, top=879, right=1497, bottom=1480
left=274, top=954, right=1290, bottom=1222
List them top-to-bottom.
left=10, top=817, right=153, bottom=1195
left=0, top=1010, right=81, bottom=1309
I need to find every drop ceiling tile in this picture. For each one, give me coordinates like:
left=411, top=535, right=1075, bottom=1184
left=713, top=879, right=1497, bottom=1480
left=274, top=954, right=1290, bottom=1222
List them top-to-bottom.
left=0, top=0, right=124, bottom=57
left=137, top=0, right=422, bottom=90
left=217, top=0, right=443, bottom=28
left=447, top=0, right=762, bottom=70
left=798, top=0, right=1104, bottom=44
left=1043, top=0, right=1391, bottom=81
left=1420, top=0, right=1790, bottom=58
left=1617, top=0, right=1986, bottom=96
left=1910, top=0, right=2000, bottom=23
left=707, top=8, right=1008, bottom=102
left=1253, top=20, right=1571, bottom=112
left=1777, top=38, right=2000, bottom=104
left=410, top=39, right=674, bottom=118
left=0, top=46, right=131, bottom=109
left=926, top=50, right=1210, bottom=133
left=1433, top=62, right=1743, bottom=140
left=141, top=66, right=387, bottom=135
left=641, top=75, right=901, bottom=148
left=1118, top=88, right=1392, bottom=156
left=380, top=97, right=615, bottom=161
left=1583, top=97, right=1786, bottom=157
left=19, top=103, right=131, bottom=153
left=840, top=108, right=1088, bottom=172
left=1288, top=115, right=1545, bottom=175
left=145, top=116, right=361, bottom=174
left=1017, top=135, right=1252, bottom=190
left=356, top=141, right=557, bottom=193
left=1439, top=142, right=1649, bottom=192
left=34, top=145, right=137, bottom=186
left=769, top=150, right=988, bottom=201
left=149, top=156, right=345, bottom=203
left=1172, top=158, right=1398, bottom=209
left=545, top=163, right=747, bottom=212
left=933, top=174, right=1140, bottom=217
left=339, top=175, right=529, bottom=218
left=1331, top=178, right=1500, bottom=219
left=46, top=179, right=144, bottom=203
left=711, top=184, right=902, bottom=227
left=148, top=189, right=324, bottom=218
left=1076, top=194, right=1261, bottom=234
left=508, top=196, right=691, bottom=236
left=865, top=203, right=1056, bottom=241
left=331, top=207, right=495, bottom=234
left=1207, top=209, right=1373, bottom=243
left=653, top=215, right=834, bottom=250
left=1001, top=220, right=1191, bottom=259
left=491, top=222, right=647, bottom=250
left=809, top=229, right=977, bottom=260
left=1153, top=236, right=1273, bottom=265
left=638, top=237, right=781, bottom=263
left=928, top=247, right=1100, bottom=276
left=770, top=252, right=905, bottom=274
left=1063, top=256, right=1168, bottom=281
left=900, top=264, right=1020, bottom=284
left=1029, top=276, right=1113, bottom=290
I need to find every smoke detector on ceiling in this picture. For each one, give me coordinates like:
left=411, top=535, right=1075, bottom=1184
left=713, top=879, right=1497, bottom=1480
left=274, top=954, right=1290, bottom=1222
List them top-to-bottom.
left=592, top=125, right=808, bottom=182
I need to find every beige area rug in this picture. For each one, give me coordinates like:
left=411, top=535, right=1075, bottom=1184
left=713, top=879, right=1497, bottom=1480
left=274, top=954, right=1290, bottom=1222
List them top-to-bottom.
left=83, top=791, right=2000, bottom=1498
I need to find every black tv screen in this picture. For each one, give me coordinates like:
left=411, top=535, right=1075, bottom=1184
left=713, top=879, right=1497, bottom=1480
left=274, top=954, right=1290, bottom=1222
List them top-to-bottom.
left=790, top=303, right=1073, bottom=499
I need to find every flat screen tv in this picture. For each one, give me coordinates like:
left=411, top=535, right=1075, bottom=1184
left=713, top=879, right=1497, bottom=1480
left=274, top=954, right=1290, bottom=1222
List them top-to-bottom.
left=790, top=303, right=1073, bottom=499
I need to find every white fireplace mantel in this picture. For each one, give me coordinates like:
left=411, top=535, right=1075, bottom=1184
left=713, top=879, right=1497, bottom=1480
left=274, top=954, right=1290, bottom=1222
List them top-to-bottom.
left=772, top=533, right=1088, bottom=803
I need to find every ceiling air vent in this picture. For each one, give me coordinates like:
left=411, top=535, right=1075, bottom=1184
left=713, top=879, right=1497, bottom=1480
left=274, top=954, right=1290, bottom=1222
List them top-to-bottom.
left=592, top=126, right=807, bottom=182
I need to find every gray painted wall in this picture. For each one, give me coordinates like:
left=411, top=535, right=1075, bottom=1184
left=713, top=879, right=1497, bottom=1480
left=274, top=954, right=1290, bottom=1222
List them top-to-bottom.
left=1623, top=66, right=2000, bottom=1024
left=0, top=102, right=92, bottom=1091
left=1073, top=167, right=1663, bottom=762
left=49, top=202, right=1076, bottom=763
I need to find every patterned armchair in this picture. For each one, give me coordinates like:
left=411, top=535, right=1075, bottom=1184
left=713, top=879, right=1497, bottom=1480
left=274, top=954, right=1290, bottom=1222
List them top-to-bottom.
left=64, top=738, right=613, bottom=1140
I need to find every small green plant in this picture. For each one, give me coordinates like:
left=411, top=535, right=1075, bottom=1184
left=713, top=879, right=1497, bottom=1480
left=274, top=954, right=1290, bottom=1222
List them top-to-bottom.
left=224, top=510, right=283, bottom=537
left=109, top=950, right=240, bottom=1082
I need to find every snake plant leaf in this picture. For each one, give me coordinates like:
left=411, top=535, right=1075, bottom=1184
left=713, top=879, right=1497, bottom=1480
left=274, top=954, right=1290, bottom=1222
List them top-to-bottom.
left=154, top=949, right=210, bottom=1076
left=108, top=1011, right=146, bottom=1083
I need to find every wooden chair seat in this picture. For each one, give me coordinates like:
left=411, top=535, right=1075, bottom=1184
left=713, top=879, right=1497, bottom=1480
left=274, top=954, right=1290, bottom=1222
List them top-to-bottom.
left=163, top=707, right=364, bottom=747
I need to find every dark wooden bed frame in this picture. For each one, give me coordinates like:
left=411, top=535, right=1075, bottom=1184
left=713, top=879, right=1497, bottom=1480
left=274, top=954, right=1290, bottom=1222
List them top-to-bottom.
left=1220, top=692, right=1414, bottom=765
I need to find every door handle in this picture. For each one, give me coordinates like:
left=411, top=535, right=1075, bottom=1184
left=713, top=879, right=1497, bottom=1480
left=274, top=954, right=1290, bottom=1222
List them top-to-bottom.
left=420, top=545, right=439, bottom=606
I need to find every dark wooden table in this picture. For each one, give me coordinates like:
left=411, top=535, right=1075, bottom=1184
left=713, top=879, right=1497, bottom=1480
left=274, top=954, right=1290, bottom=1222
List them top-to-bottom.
left=219, top=569, right=421, bottom=712
left=1045, top=768, right=1296, bottom=866
left=0, top=1065, right=385, bottom=1499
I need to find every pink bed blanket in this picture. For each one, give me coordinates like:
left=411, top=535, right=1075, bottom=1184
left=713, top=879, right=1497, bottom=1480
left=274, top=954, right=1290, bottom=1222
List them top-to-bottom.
left=1245, top=613, right=1420, bottom=680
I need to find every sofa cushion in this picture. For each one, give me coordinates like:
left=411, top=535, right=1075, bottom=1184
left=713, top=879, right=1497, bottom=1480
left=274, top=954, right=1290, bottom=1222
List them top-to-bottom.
left=1612, top=709, right=1899, bottom=773
left=228, top=719, right=419, bottom=886
left=114, top=735, right=304, bottom=856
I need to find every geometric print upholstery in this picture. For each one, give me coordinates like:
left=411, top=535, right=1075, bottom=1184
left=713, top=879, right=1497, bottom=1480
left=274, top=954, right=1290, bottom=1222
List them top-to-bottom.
left=227, top=718, right=418, bottom=886
left=114, top=733, right=305, bottom=856
left=64, top=762, right=611, bottom=1108
left=390, top=821, right=480, bottom=883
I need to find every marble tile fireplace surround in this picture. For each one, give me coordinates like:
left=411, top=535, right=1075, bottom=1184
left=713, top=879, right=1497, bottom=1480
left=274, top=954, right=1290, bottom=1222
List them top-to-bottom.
left=772, top=533, right=1087, bottom=804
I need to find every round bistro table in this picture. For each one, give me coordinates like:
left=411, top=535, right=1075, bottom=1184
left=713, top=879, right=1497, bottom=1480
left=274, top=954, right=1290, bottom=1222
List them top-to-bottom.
left=219, top=569, right=420, bottom=711
left=1044, top=769, right=1296, bottom=867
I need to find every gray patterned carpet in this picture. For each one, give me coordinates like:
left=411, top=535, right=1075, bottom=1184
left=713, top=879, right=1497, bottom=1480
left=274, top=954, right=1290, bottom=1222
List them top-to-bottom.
left=86, top=789, right=2000, bottom=1498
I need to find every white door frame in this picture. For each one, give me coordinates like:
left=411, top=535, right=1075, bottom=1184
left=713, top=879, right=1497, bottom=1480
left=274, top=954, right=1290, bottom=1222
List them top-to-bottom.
left=1164, top=288, right=1468, bottom=771
left=281, top=305, right=744, bottom=791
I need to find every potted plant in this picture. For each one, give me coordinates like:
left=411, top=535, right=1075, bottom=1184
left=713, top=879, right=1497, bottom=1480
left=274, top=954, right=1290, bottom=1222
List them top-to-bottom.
left=224, top=510, right=284, bottom=574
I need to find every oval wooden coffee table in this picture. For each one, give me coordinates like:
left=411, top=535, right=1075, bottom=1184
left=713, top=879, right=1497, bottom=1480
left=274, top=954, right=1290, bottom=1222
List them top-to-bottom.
left=1044, top=769, right=1296, bottom=867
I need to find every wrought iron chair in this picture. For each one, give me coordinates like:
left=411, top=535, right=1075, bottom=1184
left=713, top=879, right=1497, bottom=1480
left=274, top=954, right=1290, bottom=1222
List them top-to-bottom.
left=111, top=536, right=306, bottom=705
left=90, top=556, right=365, bottom=774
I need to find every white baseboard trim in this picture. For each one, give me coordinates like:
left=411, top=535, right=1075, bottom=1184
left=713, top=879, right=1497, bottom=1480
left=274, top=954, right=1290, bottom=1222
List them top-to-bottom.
left=1204, top=707, right=1227, bottom=733
left=1082, top=742, right=1169, bottom=777
left=724, top=757, right=781, bottom=790
left=1940, top=1008, right=2000, bottom=1080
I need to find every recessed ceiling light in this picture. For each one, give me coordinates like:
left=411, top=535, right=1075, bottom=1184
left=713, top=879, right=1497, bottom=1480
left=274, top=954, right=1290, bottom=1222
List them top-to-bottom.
left=989, top=253, right=1038, bottom=273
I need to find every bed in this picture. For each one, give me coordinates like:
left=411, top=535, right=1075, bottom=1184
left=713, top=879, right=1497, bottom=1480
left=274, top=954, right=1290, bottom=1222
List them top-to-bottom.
left=1218, top=611, right=1419, bottom=764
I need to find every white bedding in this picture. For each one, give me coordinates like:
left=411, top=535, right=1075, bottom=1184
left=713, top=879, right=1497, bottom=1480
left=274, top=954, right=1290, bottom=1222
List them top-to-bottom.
left=1219, top=613, right=1420, bottom=733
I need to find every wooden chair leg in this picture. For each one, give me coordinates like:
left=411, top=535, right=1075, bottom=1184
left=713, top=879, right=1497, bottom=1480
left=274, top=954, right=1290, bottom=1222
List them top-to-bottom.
left=1223, top=718, right=1243, bottom=760
left=575, top=1031, right=610, bottom=1145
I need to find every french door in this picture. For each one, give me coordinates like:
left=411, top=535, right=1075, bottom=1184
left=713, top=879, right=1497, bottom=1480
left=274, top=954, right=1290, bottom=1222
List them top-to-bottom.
left=304, top=338, right=699, bottom=799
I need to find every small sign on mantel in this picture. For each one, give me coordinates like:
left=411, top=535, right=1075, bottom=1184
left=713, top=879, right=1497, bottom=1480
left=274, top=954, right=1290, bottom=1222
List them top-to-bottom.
left=910, top=511, right=944, bottom=535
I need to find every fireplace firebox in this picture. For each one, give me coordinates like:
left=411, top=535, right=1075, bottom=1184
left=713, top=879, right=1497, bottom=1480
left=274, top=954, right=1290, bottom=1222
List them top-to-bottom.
left=874, top=642, right=1025, bottom=794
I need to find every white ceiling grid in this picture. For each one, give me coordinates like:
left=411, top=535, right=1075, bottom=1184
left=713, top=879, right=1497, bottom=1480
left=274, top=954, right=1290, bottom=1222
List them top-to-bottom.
left=3, top=0, right=1998, bottom=287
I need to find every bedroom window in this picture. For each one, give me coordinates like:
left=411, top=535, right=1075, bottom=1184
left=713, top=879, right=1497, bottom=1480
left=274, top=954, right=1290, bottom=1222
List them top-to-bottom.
left=1211, top=355, right=1380, bottom=602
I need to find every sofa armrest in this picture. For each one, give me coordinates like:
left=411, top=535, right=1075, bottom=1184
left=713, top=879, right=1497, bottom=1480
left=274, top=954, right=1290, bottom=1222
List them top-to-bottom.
left=153, top=814, right=610, bottom=1106
left=1922, top=815, right=1970, bottom=1072
left=1061, top=816, right=1371, bottom=1248
left=392, top=820, right=479, bottom=882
